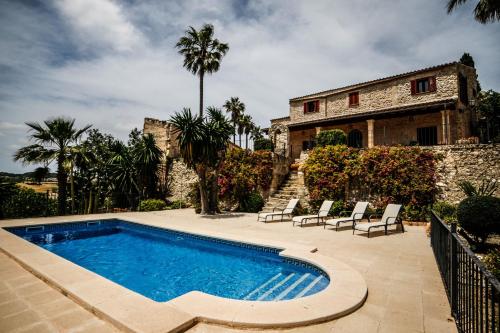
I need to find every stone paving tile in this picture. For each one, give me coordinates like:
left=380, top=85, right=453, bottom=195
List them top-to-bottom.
left=0, top=210, right=458, bottom=333
left=0, top=252, right=120, bottom=333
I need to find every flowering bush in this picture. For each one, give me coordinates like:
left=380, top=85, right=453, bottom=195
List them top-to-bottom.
left=302, top=145, right=359, bottom=208
left=303, top=145, right=438, bottom=219
left=354, top=146, right=437, bottom=218
left=218, top=148, right=273, bottom=211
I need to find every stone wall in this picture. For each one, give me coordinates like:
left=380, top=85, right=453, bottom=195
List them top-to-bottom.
left=143, top=118, right=180, bottom=158
left=432, top=144, right=500, bottom=203
left=167, top=159, right=197, bottom=202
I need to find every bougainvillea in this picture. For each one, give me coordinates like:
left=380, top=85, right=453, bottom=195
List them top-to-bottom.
left=302, top=145, right=359, bottom=208
left=303, top=145, right=438, bottom=220
left=218, top=148, right=273, bottom=209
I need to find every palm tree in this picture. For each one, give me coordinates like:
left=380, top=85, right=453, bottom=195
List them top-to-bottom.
left=447, top=0, right=500, bottom=23
left=176, top=24, right=229, bottom=117
left=223, top=97, right=245, bottom=144
left=170, top=107, right=233, bottom=214
left=170, top=108, right=209, bottom=212
left=240, top=114, right=254, bottom=150
left=14, top=117, right=91, bottom=215
left=133, top=133, right=163, bottom=198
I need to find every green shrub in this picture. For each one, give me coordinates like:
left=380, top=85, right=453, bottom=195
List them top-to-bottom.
left=316, top=129, right=347, bottom=147
left=254, top=138, right=273, bottom=151
left=1, top=187, right=57, bottom=218
left=240, top=192, right=264, bottom=213
left=457, top=196, right=500, bottom=245
left=138, top=199, right=167, bottom=212
left=330, top=200, right=345, bottom=216
left=432, top=201, right=457, bottom=223
left=483, top=249, right=500, bottom=280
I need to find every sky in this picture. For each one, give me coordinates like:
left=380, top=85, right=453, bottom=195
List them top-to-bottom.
left=1, top=0, right=499, bottom=173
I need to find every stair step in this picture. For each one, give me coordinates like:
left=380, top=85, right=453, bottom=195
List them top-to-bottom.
left=256, top=273, right=295, bottom=301
left=274, top=273, right=310, bottom=301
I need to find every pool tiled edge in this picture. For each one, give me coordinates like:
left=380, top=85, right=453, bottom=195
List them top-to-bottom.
left=0, top=215, right=368, bottom=332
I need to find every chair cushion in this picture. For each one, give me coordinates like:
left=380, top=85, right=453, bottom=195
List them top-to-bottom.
left=292, top=215, right=320, bottom=222
left=354, top=222, right=387, bottom=231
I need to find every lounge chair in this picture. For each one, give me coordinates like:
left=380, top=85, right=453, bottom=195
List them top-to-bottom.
left=257, top=199, right=299, bottom=223
left=292, top=200, right=334, bottom=227
left=324, top=201, right=369, bottom=231
left=353, top=204, right=404, bottom=237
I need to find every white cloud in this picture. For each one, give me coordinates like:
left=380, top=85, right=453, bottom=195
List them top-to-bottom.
left=0, top=0, right=499, bottom=172
left=53, top=0, right=144, bottom=52
left=0, top=122, right=25, bottom=130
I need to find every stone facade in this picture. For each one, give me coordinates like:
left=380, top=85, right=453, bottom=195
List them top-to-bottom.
left=270, top=63, right=479, bottom=160
left=143, top=118, right=180, bottom=158
left=432, top=144, right=500, bottom=203
left=168, top=159, right=197, bottom=202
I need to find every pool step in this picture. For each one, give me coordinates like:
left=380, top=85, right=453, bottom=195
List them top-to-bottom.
left=244, top=272, right=323, bottom=301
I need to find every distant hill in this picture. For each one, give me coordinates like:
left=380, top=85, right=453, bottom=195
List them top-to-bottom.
left=0, top=171, right=57, bottom=182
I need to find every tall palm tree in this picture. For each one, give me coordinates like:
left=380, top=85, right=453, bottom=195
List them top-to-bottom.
left=447, top=0, right=500, bottom=23
left=176, top=24, right=229, bottom=117
left=223, top=97, right=245, bottom=144
left=240, top=114, right=254, bottom=150
left=14, top=117, right=91, bottom=215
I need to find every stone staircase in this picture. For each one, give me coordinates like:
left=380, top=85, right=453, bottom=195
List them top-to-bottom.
left=262, top=171, right=308, bottom=212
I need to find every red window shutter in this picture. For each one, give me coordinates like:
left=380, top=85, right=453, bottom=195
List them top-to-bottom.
left=429, top=76, right=437, bottom=92
left=410, top=80, right=417, bottom=95
left=355, top=93, right=359, bottom=105
left=315, top=100, right=319, bottom=112
left=303, top=102, right=307, bottom=113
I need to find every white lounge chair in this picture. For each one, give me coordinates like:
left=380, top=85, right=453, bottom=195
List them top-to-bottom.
left=257, top=199, right=299, bottom=223
left=292, top=200, right=334, bottom=227
left=324, top=201, right=369, bottom=231
left=353, top=204, right=404, bottom=237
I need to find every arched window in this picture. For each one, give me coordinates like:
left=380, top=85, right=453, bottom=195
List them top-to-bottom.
left=348, top=129, right=363, bottom=148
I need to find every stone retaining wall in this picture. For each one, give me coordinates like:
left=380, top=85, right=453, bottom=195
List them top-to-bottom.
left=432, top=144, right=500, bottom=203
left=167, top=159, right=197, bottom=202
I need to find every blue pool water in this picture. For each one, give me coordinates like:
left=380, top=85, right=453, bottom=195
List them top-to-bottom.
left=5, top=220, right=329, bottom=302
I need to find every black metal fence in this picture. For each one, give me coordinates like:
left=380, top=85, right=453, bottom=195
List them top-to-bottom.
left=430, top=211, right=500, bottom=333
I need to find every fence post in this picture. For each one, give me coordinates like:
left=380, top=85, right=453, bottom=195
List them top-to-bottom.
left=450, top=222, right=458, bottom=316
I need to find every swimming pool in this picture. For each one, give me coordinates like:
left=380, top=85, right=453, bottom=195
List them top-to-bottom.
left=5, top=220, right=329, bottom=302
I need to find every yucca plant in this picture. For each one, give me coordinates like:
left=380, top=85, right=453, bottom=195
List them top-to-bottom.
left=458, top=179, right=498, bottom=197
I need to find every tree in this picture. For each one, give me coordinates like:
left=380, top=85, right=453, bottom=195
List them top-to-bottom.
left=447, top=0, right=500, bottom=23
left=176, top=24, right=229, bottom=117
left=459, top=52, right=481, bottom=91
left=460, top=52, right=475, bottom=67
left=475, top=90, right=500, bottom=142
left=223, top=97, right=245, bottom=144
left=170, top=107, right=233, bottom=214
left=242, top=115, right=254, bottom=150
left=14, top=117, right=91, bottom=215
left=133, top=133, right=164, bottom=198
left=32, top=166, right=49, bottom=184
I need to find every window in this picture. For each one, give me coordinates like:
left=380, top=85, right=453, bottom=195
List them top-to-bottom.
left=459, top=73, right=468, bottom=104
left=411, top=76, right=437, bottom=95
left=348, top=92, right=359, bottom=107
left=303, top=100, right=319, bottom=113
left=417, top=126, right=438, bottom=146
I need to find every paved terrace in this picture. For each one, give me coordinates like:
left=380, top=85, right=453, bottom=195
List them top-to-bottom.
left=0, top=210, right=456, bottom=333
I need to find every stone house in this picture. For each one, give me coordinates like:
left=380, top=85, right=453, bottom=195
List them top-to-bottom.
left=269, top=62, right=479, bottom=159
